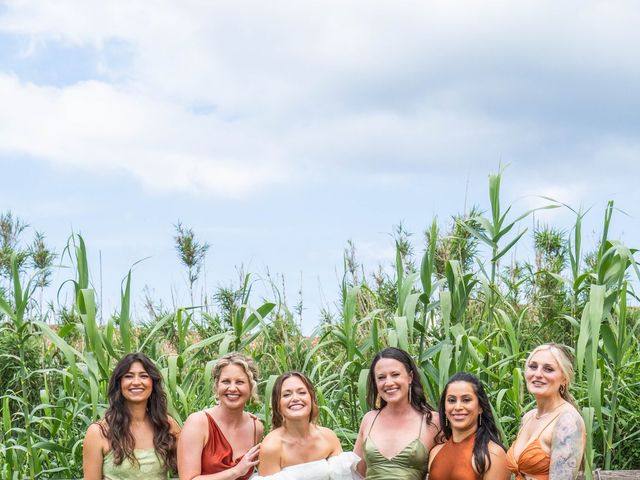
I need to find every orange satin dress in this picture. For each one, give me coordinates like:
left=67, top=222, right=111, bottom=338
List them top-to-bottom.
left=201, top=412, right=258, bottom=480
left=506, top=413, right=561, bottom=480
left=429, top=432, right=480, bottom=480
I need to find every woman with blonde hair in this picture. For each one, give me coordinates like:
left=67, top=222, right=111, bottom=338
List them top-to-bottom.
left=506, top=343, right=585, bottom=480
left=178, top=352, right=263, bottom=480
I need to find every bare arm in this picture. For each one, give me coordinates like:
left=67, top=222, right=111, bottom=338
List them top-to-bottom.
left=423, top=411, right=441, bottom=451
left=549, top=411, right=585, bottom=480
left=178, top=412, right=258, bottom=480
left=353, top=412, right=374, bottom=477
left=82, top=423, right=106, bottom=480
left=324, top=427, right=343, bottom=456
left=257, top=433, right=282, bottom=475
left=482, top=442, right=510, bottom=480
left=428, top=444, right=444, bottom=470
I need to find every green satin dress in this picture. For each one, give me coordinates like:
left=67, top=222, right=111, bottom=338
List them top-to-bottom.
left=363, top=412, right=428, bottom=480
left=102, top=448, right=168, bottom=480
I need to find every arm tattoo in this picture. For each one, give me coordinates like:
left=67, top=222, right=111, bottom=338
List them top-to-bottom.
left=549, top=411, right=584, bottom=480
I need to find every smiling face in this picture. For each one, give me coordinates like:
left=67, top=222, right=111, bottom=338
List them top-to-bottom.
left=526, top=349, right=567, bottom=399
left=374, top=358, right=413, bottom=406
left=120, top=361, right=153, bottom=404
left=216, top=364, right=251, bottom=410
left=279, top=375, right=313, bottom=422
left=444, top=381, right=481, bottom=433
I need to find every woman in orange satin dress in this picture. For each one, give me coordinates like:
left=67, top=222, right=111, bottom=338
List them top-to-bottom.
left=506, top=343, right=585, bottom=480
left=428, top=372, right=509, bottom=480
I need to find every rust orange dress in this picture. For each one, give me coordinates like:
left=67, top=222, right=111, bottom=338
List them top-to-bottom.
left=201, top=411, right=259, bottom=480
left=506, top=413, right=561, bottom=480
left=429, top=432, right=480, bottom=480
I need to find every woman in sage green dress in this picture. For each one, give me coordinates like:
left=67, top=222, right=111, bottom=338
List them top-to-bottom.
left=354, top=348, right=440, bottom=480
left=83, top=352, right=181, bottom=480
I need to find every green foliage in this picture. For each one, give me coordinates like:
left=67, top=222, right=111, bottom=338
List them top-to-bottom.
left=0, top=170, right=638, bottom=478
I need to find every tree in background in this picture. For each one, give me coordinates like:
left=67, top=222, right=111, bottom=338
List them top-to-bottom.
left=174, top=221, right=210, bottom=306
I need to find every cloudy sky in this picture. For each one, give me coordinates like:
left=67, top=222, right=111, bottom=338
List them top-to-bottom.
left=1, top=1, right=639, bottom=331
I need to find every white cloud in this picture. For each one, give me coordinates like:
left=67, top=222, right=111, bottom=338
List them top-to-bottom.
left=1, top=1, right=639, bottom=198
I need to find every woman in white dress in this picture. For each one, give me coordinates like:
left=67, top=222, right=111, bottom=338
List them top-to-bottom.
left=252, top=372, right=359, bottom=480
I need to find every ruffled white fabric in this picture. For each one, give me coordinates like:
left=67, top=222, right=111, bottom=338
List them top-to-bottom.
left=251, top=452, right=362, bottom=480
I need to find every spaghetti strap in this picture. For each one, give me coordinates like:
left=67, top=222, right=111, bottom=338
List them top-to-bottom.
left=367, top=410, right=382, bottom=437
left=536, top=412, right=562, bottom=438
left=246, top=413, right=258, bottom=444
left=417, top=414, right=425, bottom=437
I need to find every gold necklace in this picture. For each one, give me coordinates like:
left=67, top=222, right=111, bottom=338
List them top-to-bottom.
left=534, top=401, right=565, bottom=420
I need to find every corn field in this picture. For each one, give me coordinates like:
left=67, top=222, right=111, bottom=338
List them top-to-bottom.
left=1, top=170, right=639, bottom=479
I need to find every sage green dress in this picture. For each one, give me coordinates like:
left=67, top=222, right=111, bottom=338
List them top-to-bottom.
left=363, top=412, right=428, bottom=480
left=102, top=448, right=168, bottom=480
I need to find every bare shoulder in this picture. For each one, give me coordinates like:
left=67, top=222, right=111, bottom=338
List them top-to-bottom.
left=558, top=407, right=584, bottom=424
left=553, top=409, right=585, bottom=438
left=180, top=410, right=209, bottom=444
left=183, top=410, right=208, bottom=429
left=359, top=410, right=379, bottom=432
left=422, top=410, right=441, bottom=449
left=84, top=422, right=109, bottom=454
left=85, top=422, right=106, bottom=442
left=317, top=425, right=339, bottom=441
left=261, top=427, right=284, bottom=447
left=259, top=428, right=283, bottom=457
left=484, top=441, right=509, bottom=480
left=488, top=441, right=506, bottom=458
left=429, top=442, right=444, bottom=462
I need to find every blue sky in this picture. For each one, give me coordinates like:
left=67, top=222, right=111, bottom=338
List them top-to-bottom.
left=1, top=1, right=639, bottom=332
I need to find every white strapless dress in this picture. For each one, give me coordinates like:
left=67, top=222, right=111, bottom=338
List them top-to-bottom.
left=251, top=452, right=362, bottom=480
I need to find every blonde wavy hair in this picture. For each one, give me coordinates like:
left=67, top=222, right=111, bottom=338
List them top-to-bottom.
left=212, top=352, right=259, bottom=404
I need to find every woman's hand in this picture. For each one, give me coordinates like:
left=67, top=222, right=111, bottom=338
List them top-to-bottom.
left=234, top=444, right=261, bottom=477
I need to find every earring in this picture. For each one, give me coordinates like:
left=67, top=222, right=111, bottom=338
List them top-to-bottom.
left=559, top=384, right=566, bottom=396
left=408, top=388, right=412, bottom=404
left=375, top=394, right=381, bottom=409
left=478, top=415, right=482, bottom=426
left=445, top=417, right=449, bottom=427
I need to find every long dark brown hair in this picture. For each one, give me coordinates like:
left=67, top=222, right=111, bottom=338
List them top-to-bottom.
left=366, top=347, right=436, bottom=426
left=99, top=352, right=177, bottom=472
left=271, top=371, right=320, bottom=429
left=438, top=372, right=505, bottom=477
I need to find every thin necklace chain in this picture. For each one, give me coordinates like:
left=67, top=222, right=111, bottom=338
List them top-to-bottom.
left=535, top=400, right=566, bottom=419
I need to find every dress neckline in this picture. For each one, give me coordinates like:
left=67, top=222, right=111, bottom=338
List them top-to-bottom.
left=510, top=411, right=560, bottom=461
left=366, top=436, right=424, bottom=461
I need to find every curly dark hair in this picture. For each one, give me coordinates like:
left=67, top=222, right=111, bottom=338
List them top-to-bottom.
left=366, top=347, right=436, bottom=426
left=99, top=352, right=177, bottom=473
left=271, top=371, right=320, bottom=429
left=438, top=372, right=505, bottom=476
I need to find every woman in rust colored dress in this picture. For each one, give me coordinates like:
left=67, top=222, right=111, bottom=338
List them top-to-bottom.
left=178, top=352, right=263, bottom=480
left=429, top=372, right=509, bottom=480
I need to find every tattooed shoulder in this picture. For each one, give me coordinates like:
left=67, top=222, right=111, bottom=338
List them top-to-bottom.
left=549, top=410, right=585, bottom=480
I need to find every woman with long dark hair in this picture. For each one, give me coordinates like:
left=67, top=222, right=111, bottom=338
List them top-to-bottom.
left=506, top=344, right=585, bottom=480
left=353, top=347, right=440, bottom=479
left=83, top=352, right=180, bottom=480
left=178, top=352, right=263, bottom=480
left=253, top=371, right=359, bottom=479
left=429, top=372, right=509, bottom=480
